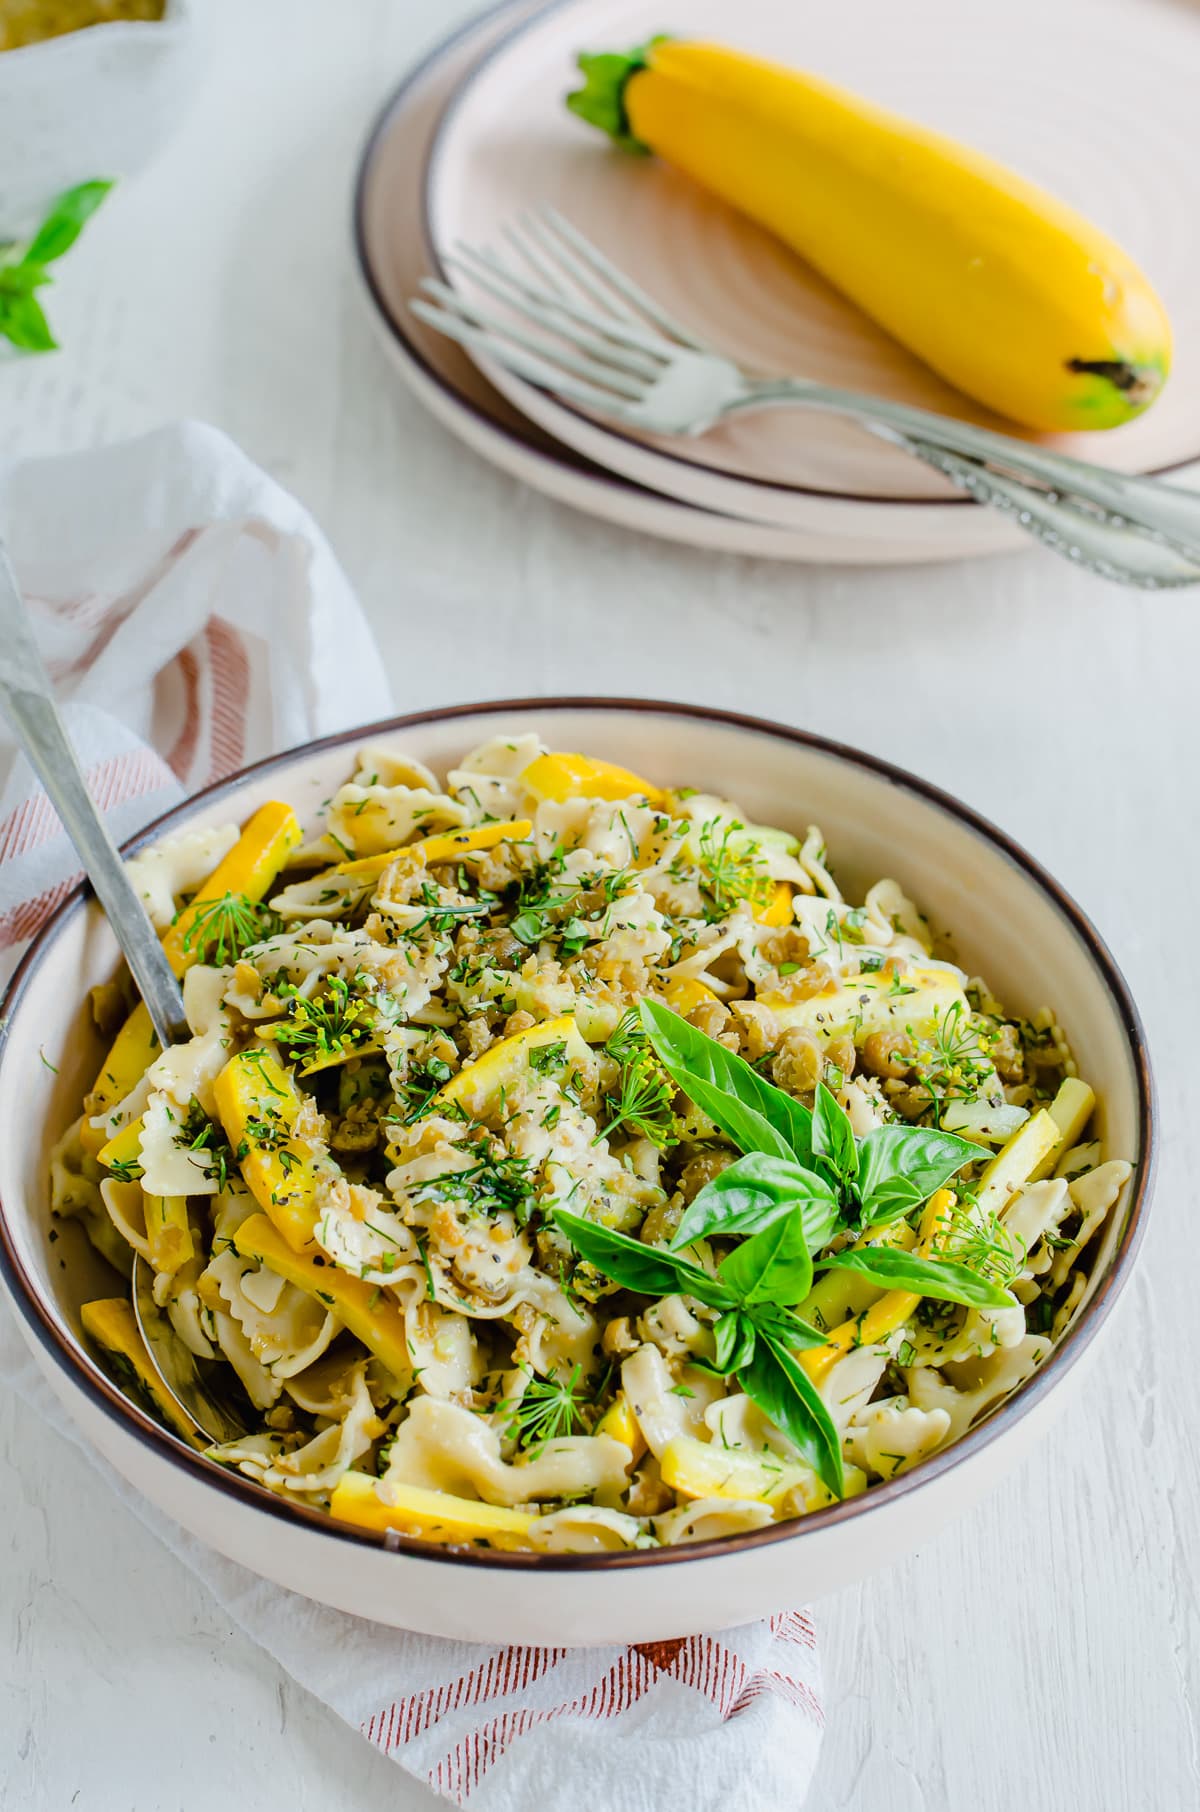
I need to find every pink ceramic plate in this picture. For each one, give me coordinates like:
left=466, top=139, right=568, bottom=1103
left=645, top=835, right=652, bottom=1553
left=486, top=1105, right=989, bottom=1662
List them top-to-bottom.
left=424, top=0, right=1200, bottom=532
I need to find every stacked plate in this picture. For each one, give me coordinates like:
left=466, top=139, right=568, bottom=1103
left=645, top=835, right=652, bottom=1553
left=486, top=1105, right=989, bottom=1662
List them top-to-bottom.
left=354, top=0, right=1200, bottom=565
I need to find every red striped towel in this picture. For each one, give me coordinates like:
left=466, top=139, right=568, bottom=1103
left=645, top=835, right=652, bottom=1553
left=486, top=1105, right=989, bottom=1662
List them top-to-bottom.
left=0, top=424, right=823, bottom=1810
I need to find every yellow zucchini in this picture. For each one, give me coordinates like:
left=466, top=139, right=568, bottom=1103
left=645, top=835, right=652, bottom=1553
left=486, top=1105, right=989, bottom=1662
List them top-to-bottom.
left=568, top=39, right=1170, bottom=430
left=521, top=751, right=663, bottom=807
left=82, top=802, right=302, bottom=1155
left=321, top=818, right=533, bottom=887
left=755, top=881, right=793, bottom=928
left=763, top=966, right=967, bottom=1046
left=662, top=975, right=720, bottom=1017
left=432, top=1013, right=594, bottom=1120
left=213, top=1051, right=321, bottom=1250
left=1030, top=1078, right=1096, bottom=1182
left=974, top=1110, right=1061, bottom=1217
left=801, top=1189, right=955, bottom=1385
left=143, top=1192, right=194, bottom=1278
left=233, top=1212, right=413, bottom=1384
left=797, top=1219, right=917, bottom=1333
left=80, top=1298, right=205, bottom=1448
left=595, top=1390, right=646, bottom=1462
left=329, top=1471, right=535, bottom=1543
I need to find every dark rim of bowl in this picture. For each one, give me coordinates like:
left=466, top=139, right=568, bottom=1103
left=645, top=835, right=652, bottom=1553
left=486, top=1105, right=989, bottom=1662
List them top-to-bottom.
left=414, top=0, right=1198, bottom=510
left=0, top=698, right=1156, bottom=1574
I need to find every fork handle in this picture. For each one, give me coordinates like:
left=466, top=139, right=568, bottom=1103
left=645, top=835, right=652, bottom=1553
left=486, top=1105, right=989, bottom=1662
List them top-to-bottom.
left=737, top=378, right=1200, bottom=566
left=0, top=547, right=189, bottom=1047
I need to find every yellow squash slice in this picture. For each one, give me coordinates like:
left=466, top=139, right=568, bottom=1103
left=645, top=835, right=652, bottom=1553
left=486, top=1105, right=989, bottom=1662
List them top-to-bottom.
left=521, top=751, right=663, bottom=807
left=763, top=966, right=967, bottom=1046
left=432, top=1013, right=594, bottom=1120
left=214, top=1050, right=324, bottom=1250
left=232, top=1212, right=413, bottom=1384
left=80, top=1298, right=205, bottom=1448
left=329, top=1471, right=535, bottom=1543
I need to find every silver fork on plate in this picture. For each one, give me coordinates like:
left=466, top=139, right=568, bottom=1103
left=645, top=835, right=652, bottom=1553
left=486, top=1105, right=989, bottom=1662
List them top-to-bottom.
left=412, top=208, right=1200, bottom=588
left=0, top=544, right=246, bottom=1445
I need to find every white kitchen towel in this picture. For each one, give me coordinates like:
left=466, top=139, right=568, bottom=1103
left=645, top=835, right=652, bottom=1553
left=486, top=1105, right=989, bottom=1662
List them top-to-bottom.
left=0, top=423, right=824, bottom=1810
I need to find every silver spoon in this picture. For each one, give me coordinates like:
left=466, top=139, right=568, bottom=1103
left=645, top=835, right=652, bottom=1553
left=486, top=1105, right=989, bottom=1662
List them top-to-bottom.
left=0, top=543, right=246, bottom=1443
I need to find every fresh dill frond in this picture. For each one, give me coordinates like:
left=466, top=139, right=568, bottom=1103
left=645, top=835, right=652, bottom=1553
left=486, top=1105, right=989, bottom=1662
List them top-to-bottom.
left=697, top=819, right=771, bottom=918
left=180, top=892, right=281, bottom=966
left=270, top=974, right=376, bottom=1065
left=600, top=1048, right=677, bottom=1149
left=177, top=1098, right=234, bottom=1187
left=937, top=1193, right=1022, bottom=1287
left=500, top=1363, right=593, bottom=1453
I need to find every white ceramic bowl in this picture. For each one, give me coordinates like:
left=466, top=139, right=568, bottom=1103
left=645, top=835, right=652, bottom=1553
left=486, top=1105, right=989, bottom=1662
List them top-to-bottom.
left=0, top=0, right=196, bottom=235
left=0, top=701, right=1154, bottom=1644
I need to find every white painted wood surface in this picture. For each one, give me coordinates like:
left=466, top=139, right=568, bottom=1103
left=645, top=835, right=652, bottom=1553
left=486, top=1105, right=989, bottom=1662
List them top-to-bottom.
left=1, top=3, right=1196, bottom=1807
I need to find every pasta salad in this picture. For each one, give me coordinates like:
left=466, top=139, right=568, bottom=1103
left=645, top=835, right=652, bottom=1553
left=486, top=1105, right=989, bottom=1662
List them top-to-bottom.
left=52, top=734, right=1131, bottom=1554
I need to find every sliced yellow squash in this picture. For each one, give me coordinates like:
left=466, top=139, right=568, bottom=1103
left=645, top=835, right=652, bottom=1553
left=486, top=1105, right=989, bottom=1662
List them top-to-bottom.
left=521, top=751, right=663, bottom=807
left=82, top=802, right=302, bottom=1155
left=321, top=818, right=533, bottom=887
left=755, top=881, right=794, bottom=928
left=763, top=965, right=967, bottom=1045
left=662, top=975, right=720, bottom=1018
left=433, top=1013, right=593, bottom=1120
left=213, top=1051, right=321, bottom=1250
left=1031, top=1078, right=1096, bottom=1182
left=974, top=1110, right=1061, bottom=1217
left=801, top=1189, right=955, bottom=1385
left=143, top=1192, right=193, bottom=1278
left=232, top=1212, right=412, bottom=1383
left=797, top=1218, right=917, bottom=1334
left=80, top=1298, right=204, bottom=1447
left=595, top=1390, right=646, bottom=1462
left=329, top=1471, right=535, bottom=1543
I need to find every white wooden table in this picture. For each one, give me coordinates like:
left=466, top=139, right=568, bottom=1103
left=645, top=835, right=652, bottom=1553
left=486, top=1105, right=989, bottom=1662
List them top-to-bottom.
left=2, top=3, right=1196, bottom=1807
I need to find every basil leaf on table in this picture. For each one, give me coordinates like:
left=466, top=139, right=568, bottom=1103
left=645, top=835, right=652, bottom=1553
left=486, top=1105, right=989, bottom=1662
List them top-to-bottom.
left=0, top=180, right=113, bottom=357
left=23, top=180, right=113, bottom=265
left=639, top=999, right=815, bottom=1165
left=812, top=1081, right=858, bottom=1185
left=854, top=1123, right=978, bottom=1224
left=670, top=1151, right=840, bottom=1252
left=553, top=1209, right=734, bottom=1307
left=718, top=1211, right=814, bottom=1307
left=817, top=1245, right=1017, bottom=1310
left=737, top=1334, right=845, bottom=1499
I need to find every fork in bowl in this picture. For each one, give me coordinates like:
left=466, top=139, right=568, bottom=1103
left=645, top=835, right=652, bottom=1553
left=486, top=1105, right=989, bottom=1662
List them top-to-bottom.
left=413, top=208, right=1200, bottom=588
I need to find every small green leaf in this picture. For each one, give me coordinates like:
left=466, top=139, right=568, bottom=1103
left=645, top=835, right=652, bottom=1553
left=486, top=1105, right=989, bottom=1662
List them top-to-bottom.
left=22, top=179, right=113, bottom=266
left=0, top=263, right=50, bottom=294
left=0, top=292, right=57, bottom=352
left=639, top=999, right=815, bottom=1165
left=812, top=1082, right=858, bottom=1183
left=855, top=1124, right=978, bottom=1224
left=671, top=1152, right=839, bottom=1252
left=553, top=1209, right=733, bottom=1307
left=719, top=1211, right=814, bottom=1307
left=817, top=1245, right=1017, bottom=1310
left=712, top=1310, right=757, bottom=1374
left=738, top=1334, right=845, bottom=1499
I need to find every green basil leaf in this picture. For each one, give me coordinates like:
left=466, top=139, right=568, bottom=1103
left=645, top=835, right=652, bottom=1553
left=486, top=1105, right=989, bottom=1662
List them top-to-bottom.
left=23, top=179, right=113, bottom=266
left=0, top=262, right=50, bottom=294
left=0, top=292, right=57, bottom=352
left=640, top=998, right=814, bottom=1164
left=812, top=1081, right=858, bottom=1183
left=855, top=1124, right=977, bottom=1224
left=670, top=1152, right=839, bottom=1252
left=553, top=1209, right=732, bottom=1308
left=718, top=1210, right=814, bottom=1307
left=817, top=1246, right=1017, bottom=1310
left=746, top=1302, right=826, bottom=1351
left=713, top=1310, right=757, bottom=1374
left=738, top=1334, right=845, bottom=1499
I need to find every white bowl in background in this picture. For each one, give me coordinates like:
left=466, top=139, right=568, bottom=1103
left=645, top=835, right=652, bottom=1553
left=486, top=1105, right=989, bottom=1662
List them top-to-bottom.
left=0, top=0, right=196, bottom=236
left=0, top=701, right=1154, bottom=1644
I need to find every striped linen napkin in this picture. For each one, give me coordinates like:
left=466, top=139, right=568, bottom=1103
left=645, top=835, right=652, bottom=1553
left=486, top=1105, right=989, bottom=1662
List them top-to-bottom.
left=0, top=423, right=824, bottom=1810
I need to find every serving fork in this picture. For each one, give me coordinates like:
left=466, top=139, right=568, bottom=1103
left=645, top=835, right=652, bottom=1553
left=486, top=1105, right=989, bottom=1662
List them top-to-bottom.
left=412, top=209, right=1200, bottom=588
left=0, top=544, right=246, bottom=1444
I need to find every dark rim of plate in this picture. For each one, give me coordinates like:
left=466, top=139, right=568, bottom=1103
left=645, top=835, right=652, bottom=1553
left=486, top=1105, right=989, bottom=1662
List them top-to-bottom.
left=0, top=698, right=1156, bottom=1573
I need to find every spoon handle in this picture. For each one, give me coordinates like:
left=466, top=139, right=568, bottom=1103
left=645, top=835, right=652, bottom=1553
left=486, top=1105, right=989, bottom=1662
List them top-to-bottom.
left=0, top=545, right=189, bottom=1047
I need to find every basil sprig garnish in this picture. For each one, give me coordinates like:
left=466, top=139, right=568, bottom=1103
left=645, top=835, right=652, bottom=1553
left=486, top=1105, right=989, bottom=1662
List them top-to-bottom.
left=0, top=181, right=113, bottom=355
left=639, top=1000, right=980, bottom=1239
left=554, top=1208, right=842, bottom=1496
left=815, top=1246, right=1016, bottom=1310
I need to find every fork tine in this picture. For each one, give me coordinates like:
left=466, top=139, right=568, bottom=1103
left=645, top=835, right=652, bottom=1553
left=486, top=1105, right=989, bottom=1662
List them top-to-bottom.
left=535, top=208, right=707, bottom=349
left=507, top=211, right=649, bottom=331
left=445, top=247, right=667, bottom=379
left=412, top=288, right=646, bottom=401
left=409, top=300, right=638, bottom=416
